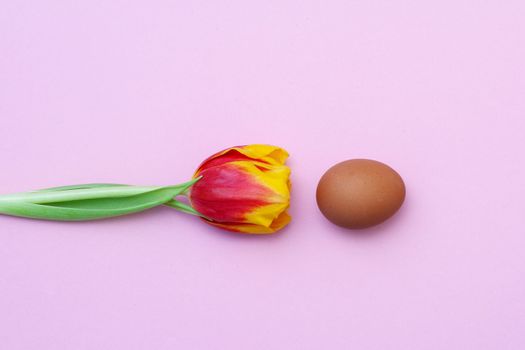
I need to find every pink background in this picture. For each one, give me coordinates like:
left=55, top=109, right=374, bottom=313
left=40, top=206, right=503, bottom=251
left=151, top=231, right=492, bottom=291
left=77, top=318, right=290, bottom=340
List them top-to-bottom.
left=1, top=1, right=524, bottom=349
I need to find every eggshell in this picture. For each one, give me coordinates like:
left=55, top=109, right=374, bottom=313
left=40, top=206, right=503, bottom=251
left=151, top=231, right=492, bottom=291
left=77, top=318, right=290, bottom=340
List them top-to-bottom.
left=316, top=159, right=406, bottom=229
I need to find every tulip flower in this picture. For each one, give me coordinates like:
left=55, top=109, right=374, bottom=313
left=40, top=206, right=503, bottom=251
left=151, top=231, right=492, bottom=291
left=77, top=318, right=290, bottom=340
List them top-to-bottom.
left=0, top=144, right=292, bottom=234
left=187, top=144, right=291, bottom=234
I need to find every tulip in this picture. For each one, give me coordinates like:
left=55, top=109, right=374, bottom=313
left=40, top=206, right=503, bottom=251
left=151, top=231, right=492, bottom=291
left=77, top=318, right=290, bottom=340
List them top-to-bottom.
left=0, top=144, right=292, bottom=235
left=188, top=144, right=291, bottom=234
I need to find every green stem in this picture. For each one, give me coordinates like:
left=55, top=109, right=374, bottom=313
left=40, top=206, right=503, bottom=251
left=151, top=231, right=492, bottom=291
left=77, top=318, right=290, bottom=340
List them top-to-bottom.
left=164, top=199, right=207, bottom=218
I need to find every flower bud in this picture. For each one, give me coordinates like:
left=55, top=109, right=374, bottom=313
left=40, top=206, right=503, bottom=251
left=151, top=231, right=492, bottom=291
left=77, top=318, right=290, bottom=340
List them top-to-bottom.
left=189, top=145, right=291, bottom=234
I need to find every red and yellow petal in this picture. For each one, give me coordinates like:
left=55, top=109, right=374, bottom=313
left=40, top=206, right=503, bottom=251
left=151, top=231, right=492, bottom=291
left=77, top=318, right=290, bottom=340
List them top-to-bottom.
left=194, top=144, right=289, bottom=176
left=232, top=162, right=290, bottom=227
left=189, top=163, right=273, bottom=222
left=201, top=211, right=291, bottom=234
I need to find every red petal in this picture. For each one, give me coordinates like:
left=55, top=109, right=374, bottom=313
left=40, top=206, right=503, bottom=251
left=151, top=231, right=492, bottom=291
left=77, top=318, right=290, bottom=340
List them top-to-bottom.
left=189, top=164, right=271, bottom=222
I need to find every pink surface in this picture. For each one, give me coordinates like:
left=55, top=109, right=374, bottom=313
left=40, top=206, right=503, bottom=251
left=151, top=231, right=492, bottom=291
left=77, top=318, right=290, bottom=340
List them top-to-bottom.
left=1, top=1, right=524, bottom=349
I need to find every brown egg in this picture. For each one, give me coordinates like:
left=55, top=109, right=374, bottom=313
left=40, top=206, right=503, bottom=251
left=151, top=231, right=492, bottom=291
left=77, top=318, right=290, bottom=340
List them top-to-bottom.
left=316, top=159, right=406, bottom=229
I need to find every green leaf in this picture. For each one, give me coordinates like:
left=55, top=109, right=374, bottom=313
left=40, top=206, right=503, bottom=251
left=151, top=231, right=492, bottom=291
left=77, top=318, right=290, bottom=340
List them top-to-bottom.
left=0, top=179, right=200, bottom=221
left=35, top=183, right=129, bottom=192
left=0, top=187, right=175, bottom=221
